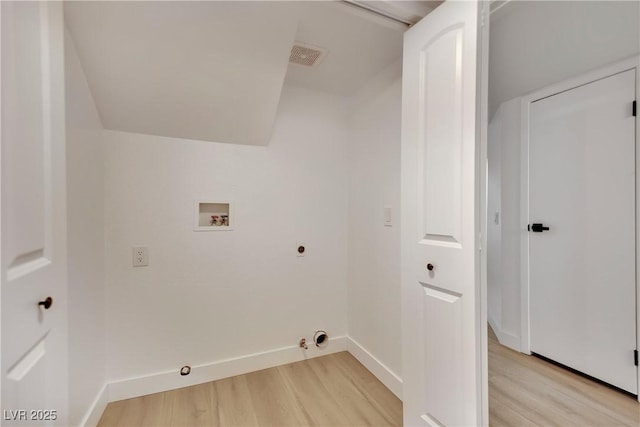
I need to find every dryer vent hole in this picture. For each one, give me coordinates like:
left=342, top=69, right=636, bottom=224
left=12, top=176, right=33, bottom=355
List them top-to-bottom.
left=314, top=330, right=328, bottom=347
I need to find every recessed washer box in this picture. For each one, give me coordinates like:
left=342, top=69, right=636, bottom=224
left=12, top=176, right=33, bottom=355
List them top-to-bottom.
left=194, top=201, right=233, bottom=231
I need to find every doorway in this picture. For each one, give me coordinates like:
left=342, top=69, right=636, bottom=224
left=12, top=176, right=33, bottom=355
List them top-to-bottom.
left=486, top=0, right=640, bottom=424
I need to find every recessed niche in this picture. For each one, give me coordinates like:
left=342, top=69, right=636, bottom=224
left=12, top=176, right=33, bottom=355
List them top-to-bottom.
left=194, top=201, right=232, bottom=231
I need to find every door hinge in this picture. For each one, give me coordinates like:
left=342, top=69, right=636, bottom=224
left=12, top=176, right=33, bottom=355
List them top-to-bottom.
left=633, top=100, right=636, bottom=117
left=634, top=350, right=638, bottom=366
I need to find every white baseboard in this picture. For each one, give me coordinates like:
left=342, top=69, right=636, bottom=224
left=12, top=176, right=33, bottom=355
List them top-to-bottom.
left=488, top=316, right=521, bottom=352
left=82, top=335, right=404, bottom=424
left=107, top=336, right=348, bottom=402
left=347, top=337, right=402, bottom=400
left=80, top=384, right=109, bottom=427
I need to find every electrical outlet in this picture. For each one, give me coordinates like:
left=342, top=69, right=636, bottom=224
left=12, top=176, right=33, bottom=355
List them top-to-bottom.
left=132, top=247, right=148, bottom=267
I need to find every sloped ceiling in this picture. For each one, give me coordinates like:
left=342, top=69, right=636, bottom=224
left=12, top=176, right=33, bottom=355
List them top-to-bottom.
left=64, top=1, right=435, bottom=146
left=64, top=1, right=299, bottom=146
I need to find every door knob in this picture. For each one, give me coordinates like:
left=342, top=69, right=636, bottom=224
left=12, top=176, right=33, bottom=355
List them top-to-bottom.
left=528, top=223, right=550, bottom=232
left=426, top=263, right=435, bottom=271
left=38, top=297, right=53, bottom=310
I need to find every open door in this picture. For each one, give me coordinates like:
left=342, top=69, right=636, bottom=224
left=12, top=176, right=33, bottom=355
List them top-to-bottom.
left=401, top=1, right=488, bottom=425
left=1, top=2, right=68, bottom=425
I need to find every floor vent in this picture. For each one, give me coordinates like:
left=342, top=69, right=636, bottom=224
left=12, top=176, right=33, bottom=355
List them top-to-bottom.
left=289, top=42, right=328, bottom=67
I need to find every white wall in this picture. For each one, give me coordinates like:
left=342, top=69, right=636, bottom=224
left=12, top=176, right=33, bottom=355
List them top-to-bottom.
left=489, top=0, right=639, bottom=118
left=64, top=30, right=106, bottom=425
left=346, top=61, right=402, bottom=384
left=103, top=85, right=349, bottom=383
left=487, top=98, right=521, bottom=351
left=487, top=114, right=502, bottom=333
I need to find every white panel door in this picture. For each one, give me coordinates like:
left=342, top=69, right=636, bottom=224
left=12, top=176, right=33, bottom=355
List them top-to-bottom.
left=401, top=1, right=487, bottom=425
left=1, top=2, right=68, bottom=425
left=529, top=69, right=637, bottom=394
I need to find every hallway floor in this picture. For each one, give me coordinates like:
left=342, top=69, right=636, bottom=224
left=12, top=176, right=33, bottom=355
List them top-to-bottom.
left=489, top=326, right=640, bottom=426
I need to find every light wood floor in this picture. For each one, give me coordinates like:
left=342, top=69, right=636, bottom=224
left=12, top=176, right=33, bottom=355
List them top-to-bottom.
left=488, top=326, right=640, bottom=426
left=99, top=333, right=640, bottom=427
left=97, top=352, right=402, bottom=427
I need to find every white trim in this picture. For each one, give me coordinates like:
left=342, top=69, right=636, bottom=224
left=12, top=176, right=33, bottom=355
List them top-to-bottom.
left=489, top=0, right=512, bottom=17
left=342, top=1, right=414, bottom=26
left=328, top=2, right=407, bottom=33
left=478, top=2, right=491, bottom=425
left=636, top=49, right=640, bottom=404
left=519, top=56, right=639, bottom=359
left=522, top=58, right=638, bottom=106
left=519, top=93, right=531, bottom=354
left=487, top=316, right=520, bottom=352
left=107, top=336, right=347, bottom=402
left=347, top=337, right=403, bottom=400
left=79, top=384, right=109, bottom=427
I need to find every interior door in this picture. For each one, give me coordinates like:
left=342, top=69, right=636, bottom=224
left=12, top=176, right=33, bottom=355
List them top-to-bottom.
left=401, top=1, right=487, bottom=425
left=1, top=2, right=68, bottom=424
left=529, top=69, right=637, bottom=394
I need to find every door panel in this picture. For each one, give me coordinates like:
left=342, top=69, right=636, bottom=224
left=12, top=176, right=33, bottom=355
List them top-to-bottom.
left=4, top=0, right=46, bottom=265
left=1, top=1, right=68, bottom=424
left=402, top=1, right=486, bottom=425
left=421, top=26, right=463, bottom=244
left=529, top=69, right=637, bottom=394
left=420, top=284, right=463, bottom=426
left=5, top=340, right=48, bottom=411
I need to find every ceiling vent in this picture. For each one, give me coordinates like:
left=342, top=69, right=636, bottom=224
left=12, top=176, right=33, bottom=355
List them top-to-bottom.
left=289, top=42, right=328, bottom=68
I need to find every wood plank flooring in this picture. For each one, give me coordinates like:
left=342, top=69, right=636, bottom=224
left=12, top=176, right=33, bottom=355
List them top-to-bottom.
left=488, top=326, right=640, bottom=426
left=99, top=332, right=640, bottom=426
left=97, top=352, right=402, bottom=427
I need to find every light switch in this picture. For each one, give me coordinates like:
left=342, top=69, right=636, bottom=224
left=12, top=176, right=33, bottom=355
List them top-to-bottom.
left=384, top=206, right=393, bottom=227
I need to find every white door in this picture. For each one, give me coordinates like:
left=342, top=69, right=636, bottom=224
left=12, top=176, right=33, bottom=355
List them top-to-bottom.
left=401, top=1, right=488, bottom=425
left=1, top=2, right=68, bottom=425
left=529, top=69, right=637, bottom=394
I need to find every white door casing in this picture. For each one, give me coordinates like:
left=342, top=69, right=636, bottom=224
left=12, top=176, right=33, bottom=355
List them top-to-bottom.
left=401, top=1, right=488, bottom=425
left=1, top=2, right=68, bottom=425
left=529, top=69, right=637, bottom=394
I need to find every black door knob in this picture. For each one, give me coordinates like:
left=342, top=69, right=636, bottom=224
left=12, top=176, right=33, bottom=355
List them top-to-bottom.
left=528, top=223, right=550, bottom=232
left=427, top=263, right=435, bottom=271
left=38, top=297, right=53, bottom=309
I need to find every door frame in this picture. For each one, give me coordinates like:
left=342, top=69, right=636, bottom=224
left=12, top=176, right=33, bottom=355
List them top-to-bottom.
left=479, top=2, right=490, bottom=423
left=519, top=56, right=640, bottom=399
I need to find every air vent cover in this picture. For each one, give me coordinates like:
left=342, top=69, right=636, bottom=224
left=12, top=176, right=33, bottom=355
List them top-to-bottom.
left=289, top=42, right=328, bottom=67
